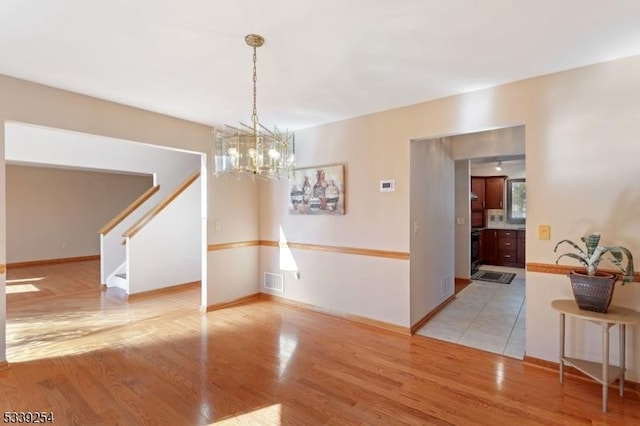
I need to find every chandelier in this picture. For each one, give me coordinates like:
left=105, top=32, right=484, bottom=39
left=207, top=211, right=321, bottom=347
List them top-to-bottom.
left=214, top=34, right=295, bottom=178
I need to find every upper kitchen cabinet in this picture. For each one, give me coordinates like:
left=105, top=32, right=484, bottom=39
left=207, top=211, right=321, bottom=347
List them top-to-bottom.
left=470, top=176, right=486, bottom=227
left=485, top=176, right=506, bottom=209
left=471, top=177, right=485, bottom=210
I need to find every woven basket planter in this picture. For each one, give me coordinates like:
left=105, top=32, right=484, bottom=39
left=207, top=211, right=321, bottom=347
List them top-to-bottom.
left=568, top=270, right=617, bottom=313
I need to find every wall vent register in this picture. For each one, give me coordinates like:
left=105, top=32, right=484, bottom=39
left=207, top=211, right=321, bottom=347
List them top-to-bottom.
left=264, top=272, right=284, bottom=292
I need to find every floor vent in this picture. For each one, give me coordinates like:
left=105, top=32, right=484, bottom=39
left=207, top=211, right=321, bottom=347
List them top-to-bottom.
left=264, top=272, right=284, bottom=292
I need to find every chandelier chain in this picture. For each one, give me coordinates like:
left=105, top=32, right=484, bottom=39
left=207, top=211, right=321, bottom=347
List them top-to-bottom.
left=214, top=34, right=294, bottom=179
left=251, top=46, right=258, bottom=132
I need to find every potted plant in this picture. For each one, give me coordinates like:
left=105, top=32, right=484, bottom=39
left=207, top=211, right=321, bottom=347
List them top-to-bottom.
left=554, top=233, right=635, bottom=313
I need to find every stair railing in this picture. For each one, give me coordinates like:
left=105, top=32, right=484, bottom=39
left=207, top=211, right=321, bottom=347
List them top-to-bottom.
left=122, top=170, right=201, bottom=240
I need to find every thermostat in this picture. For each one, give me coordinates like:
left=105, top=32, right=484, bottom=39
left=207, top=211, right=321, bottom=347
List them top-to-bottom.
left=380, top=179, right=395, bottom=192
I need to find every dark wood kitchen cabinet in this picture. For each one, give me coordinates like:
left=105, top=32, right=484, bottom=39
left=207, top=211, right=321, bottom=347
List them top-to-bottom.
left=470, top=176, right=485, bottom=227
left=485, top=176, right=506, bottom=209
left=471, top=177, right=485, bottom=210
left=481, top=229, right=498, bottom=264
left=482, top=229, right=525, bottom=268
left=497, top=230, right=518, bottom=266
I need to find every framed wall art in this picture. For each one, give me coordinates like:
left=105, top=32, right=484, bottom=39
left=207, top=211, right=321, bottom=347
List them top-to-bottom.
left=289, top=163, right=345, bottom=215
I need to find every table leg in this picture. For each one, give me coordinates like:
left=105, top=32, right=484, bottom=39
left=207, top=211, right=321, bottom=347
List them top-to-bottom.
left=559, top=313, right=565, bottom=384
left=602, top=324, right=610, bottom=413
left=620, top=324, right=625, bottom=397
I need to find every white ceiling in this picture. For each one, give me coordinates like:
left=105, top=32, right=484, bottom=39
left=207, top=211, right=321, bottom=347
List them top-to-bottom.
left=1, top=0, right=640, bottom=130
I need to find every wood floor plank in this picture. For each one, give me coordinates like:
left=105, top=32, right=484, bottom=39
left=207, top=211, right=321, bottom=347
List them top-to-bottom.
left=2, top=260, right=640, bottom=425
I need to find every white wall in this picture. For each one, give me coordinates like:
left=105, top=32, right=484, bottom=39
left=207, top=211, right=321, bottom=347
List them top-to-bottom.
left=5, top=122, right=201, bottom=193
left=451, top=125, right=525, bottom=160
left=409, top=139, right=455, bottom=325
left=454, top=160, right=471, bottom=279
left=471, top=160, right=525, bottom=178
left=6, top=164, right=152, bottom=263
left=127, top=177, right=201, bottom=294
left=260, top=245, right=410, bottom=326
left=210, top=246, right=259, bottom=304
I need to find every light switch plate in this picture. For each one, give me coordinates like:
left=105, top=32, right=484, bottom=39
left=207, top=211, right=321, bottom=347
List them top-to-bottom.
left=539, top=225, right=551, bottom=240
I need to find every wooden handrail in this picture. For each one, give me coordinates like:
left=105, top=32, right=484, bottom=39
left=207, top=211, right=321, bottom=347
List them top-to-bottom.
left=123, top=170, right=201, bottom=240
left=98, top=185, right=160, bottom=235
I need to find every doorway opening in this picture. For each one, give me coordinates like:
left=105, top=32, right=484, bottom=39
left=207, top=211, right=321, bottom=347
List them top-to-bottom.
left=3, top=121, right=208, bottom=362
left=412, top=125, right=526, bottom=359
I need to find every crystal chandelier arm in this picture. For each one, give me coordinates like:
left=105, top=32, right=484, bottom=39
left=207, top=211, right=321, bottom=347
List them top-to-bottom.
left=238, top=122, right=258, bottom=134
left=258, top=123, right=275, bottom=136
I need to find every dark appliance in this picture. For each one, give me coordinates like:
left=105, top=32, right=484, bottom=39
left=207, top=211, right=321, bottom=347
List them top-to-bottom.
left=471, top=229, right=481, bottom=274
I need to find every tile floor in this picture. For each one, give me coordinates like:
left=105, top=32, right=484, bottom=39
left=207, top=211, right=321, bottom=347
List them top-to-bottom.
left=417, top=266, right=526, bottom=359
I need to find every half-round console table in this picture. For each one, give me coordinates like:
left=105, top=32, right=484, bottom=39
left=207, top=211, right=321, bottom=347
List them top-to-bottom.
left=551, top=299, right=640, bottom=412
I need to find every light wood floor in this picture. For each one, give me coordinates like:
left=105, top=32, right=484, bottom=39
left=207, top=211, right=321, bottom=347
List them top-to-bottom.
left=2, top=260, right=639, bottom=425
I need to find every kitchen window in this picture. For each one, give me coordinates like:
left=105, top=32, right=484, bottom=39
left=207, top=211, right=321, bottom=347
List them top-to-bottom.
left=507, top=178, right=526, bottom=224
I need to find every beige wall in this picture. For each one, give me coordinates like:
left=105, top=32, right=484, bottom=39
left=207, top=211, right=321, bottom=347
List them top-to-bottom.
left=258, top=54, right=640, bottom=379
left=258, top=117, right=412, bottom=326
left=6, top=165, right=152, bottom=263
left=208, top=175, right=260, bottom=304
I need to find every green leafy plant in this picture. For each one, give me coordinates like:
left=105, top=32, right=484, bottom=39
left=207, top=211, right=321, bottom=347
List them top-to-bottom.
left=554, top=233, right=635, bottom=284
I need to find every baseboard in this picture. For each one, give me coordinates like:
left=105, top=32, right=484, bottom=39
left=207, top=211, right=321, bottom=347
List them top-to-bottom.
left=7, top=255, right=100, bottom=268
left=455, top=277, right=472, bottom=285
left=127, top=281, right=200, bottom=299
left=204, top=293, right=260, bottom=312
left=260, top=293, right=411, bottom=335
left=410, top=294, right=456, bottom=335
left=523, top=355, right=640, bottom=392
left=0, top=360, right=9, bottom=371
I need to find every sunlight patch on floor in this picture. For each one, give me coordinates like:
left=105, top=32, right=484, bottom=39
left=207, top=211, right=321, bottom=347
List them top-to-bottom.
left=6, top=276, right=46, bottom=294
left=7, top=277, right=47, bottom=284
left=6, top=283, right=41, bottom=294
left=6, top=286, right=202, bottom=363
left=212, top=404, right=281, bottom=425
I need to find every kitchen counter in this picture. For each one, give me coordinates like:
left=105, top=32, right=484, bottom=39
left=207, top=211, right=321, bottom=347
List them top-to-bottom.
left=477, top=225, right=526, bottom=231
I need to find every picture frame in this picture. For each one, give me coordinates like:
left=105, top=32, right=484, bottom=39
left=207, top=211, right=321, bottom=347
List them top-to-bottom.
left=289, top=163, right=345, bottom=215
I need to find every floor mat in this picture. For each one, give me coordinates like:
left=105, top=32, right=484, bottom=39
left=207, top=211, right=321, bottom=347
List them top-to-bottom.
left=471, top=270, right=515, bottom=284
